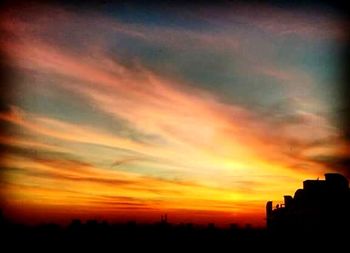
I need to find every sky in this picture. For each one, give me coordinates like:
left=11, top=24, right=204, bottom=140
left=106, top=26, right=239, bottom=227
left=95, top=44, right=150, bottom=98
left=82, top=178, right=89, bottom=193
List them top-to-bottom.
left=0, top=1, right=349, bottom=227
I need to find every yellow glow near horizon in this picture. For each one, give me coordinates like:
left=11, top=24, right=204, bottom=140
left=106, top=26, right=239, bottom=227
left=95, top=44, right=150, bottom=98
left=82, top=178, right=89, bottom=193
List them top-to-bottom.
left=0, top=3, right=347, bottom=227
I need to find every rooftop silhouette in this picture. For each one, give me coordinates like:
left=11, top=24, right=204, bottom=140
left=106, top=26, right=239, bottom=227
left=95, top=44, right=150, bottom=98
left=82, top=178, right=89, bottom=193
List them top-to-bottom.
left=266, top=173, right=350, bottom=234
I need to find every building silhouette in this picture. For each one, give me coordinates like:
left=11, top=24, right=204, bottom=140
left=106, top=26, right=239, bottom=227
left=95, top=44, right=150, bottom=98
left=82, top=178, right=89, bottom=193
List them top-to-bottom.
left=266, top=173, right=350, bottom=233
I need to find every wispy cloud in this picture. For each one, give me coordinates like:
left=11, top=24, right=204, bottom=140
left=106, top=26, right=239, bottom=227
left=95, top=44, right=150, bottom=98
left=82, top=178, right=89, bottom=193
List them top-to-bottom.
left=0, top=2, right=346, bottom=225
left=185, top=3, right=347, bottom=41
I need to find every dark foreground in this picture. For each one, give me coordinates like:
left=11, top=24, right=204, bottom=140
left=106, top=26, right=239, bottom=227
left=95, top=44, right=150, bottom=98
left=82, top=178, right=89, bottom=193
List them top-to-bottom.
left=3, top=173, right=349, bottom=251
left=1, top=219, right=348, bottom=252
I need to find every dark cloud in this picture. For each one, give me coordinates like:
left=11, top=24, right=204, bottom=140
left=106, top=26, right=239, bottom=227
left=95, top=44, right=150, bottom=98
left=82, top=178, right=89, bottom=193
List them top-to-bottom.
left=333, top=7, right=350, bottom=179
left=0, top=23, right=16, bottom=172
left=0, top=142, right=194, bottom=193
left=0, top=142, right=72, bottom=161
left=310, top=155, right=350, bottom=178
left=111, top=157, right=144, bottom=167
left=1, top=165, right=135, bottom=186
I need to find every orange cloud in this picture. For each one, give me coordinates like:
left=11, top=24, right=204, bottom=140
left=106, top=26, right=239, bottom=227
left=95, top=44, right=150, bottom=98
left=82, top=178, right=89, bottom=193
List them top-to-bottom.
left=0, top=3, right=345, bottom=226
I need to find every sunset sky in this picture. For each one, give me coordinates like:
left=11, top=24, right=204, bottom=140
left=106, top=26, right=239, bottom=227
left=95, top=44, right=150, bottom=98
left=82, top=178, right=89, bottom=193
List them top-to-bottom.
left=0, top=1, right=348, bottom=226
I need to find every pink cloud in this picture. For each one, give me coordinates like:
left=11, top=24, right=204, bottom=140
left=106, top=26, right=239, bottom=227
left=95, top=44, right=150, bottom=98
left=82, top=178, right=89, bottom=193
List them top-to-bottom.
left=0, top=3, right=346, bottom=225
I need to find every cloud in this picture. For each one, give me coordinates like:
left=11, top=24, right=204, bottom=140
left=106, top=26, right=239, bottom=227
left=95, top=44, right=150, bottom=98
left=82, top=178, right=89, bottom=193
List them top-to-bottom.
left=0, top=2, right=347, bottom=225
left=187, top=3, right=347, bottom=41
left=0, top=15, right=339, bottom=179
left=0, top=106, right=151, bottom=154
left=309, top=155, right=350, bottom=178
left=111, top=156, right=147, bottom=167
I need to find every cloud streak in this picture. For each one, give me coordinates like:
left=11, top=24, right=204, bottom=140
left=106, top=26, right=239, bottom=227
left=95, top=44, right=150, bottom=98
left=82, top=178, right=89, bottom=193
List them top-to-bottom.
left=0, top=2, right=347, bottom=226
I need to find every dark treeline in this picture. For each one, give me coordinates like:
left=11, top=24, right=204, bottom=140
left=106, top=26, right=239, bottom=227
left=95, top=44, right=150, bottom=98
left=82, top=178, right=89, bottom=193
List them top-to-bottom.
left=0, top=212, right=348, bottom=252
left=1, top=215, right=267, bottom=251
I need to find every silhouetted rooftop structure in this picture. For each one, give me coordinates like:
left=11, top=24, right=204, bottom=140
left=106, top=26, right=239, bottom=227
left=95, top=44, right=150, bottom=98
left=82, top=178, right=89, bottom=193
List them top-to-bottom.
left=266, top=173, right=350, bottom=234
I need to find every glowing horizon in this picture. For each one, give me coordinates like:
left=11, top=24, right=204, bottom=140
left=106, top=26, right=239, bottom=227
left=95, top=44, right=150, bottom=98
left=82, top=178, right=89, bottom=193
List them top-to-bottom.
left=0, top=2, right=348, bottom=227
